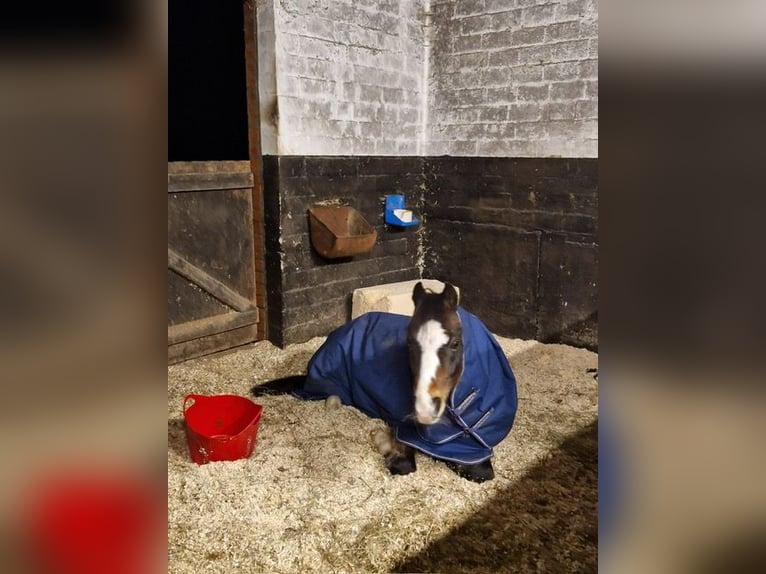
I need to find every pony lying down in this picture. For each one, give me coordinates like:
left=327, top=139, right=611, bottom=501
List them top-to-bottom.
left=252, top=282, right=518, bottom=483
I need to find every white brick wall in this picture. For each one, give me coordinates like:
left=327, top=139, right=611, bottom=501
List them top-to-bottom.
left=257, top=0, right=598, bottom=158
left=258, top=0, right=425, bottom=156
left=428, top=0, right=598, bottom=157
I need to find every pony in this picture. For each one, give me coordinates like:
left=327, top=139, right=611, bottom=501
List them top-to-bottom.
left=252, top=282, right=518, bottom=483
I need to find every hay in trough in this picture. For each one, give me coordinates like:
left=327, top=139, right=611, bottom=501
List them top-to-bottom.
left=168, top=335, right=598, bottom=573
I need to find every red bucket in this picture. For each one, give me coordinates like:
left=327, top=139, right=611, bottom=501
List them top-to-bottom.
left=183, top=394, right=263, bottom=464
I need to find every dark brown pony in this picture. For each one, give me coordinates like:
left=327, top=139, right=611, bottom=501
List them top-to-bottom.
left=253, top=282, right=495, bottom=482
left=377, top=282, right=494, bottom=482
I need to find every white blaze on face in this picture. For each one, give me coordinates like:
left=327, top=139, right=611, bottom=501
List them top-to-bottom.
left=414, top=319, right=449, bottom=422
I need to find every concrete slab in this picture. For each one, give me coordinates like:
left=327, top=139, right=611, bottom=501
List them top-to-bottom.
left=351, top=279, right=461, bottom=318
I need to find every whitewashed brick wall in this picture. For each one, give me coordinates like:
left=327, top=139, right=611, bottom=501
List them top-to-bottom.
left=257, top=0, right=598, bottom=157
left=258, top=0, right=425, bottom=156
left=428, top=0, right=598, bottom=157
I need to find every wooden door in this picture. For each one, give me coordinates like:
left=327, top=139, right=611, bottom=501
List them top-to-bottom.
left=168, top=1, right=265, bottom=363
left=167, top=162, right=259, bottom=363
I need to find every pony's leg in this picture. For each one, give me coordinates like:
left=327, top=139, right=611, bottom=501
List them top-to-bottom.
left=374, top=428, right=416, bottom=475
left=445, top=459, right=495, bottom=483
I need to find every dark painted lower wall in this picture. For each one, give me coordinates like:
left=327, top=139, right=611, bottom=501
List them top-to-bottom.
left=263, top=156, right=598, bottom=350
left=263, top=156, right=424, bottom=346
left=423, top=157, right=598, bottom=349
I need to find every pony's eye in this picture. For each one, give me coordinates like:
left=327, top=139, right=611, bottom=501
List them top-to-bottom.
left=449, top=338, right=460, bottom=349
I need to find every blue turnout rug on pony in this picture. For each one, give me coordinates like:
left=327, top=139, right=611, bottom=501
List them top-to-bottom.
left=294, top=307, right=518, bottom=465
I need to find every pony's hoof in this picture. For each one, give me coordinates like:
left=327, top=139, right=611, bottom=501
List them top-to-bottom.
left=377, top=430, right=416, bottom=475
left=387, top=454, right=417, bottom=476
left=445, top=459, right=495, bottom=483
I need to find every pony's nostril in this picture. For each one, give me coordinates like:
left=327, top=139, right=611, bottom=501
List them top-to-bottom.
left=431, top=397, right=442, bottom=413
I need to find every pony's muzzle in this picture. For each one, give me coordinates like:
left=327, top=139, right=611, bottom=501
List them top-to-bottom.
left=415, top=396, right=444, bottom=425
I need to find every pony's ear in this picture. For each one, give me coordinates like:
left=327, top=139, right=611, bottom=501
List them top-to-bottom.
left=412, top=281, right=426, bottom=306
left=442, top=283, right=459, bottom=308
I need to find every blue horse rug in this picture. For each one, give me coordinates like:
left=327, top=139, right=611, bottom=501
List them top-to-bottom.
left=294, top=307, right=518, bottom=465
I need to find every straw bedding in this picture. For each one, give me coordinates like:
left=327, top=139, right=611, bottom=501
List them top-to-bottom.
left=168, top=335, right=598, bottom=573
